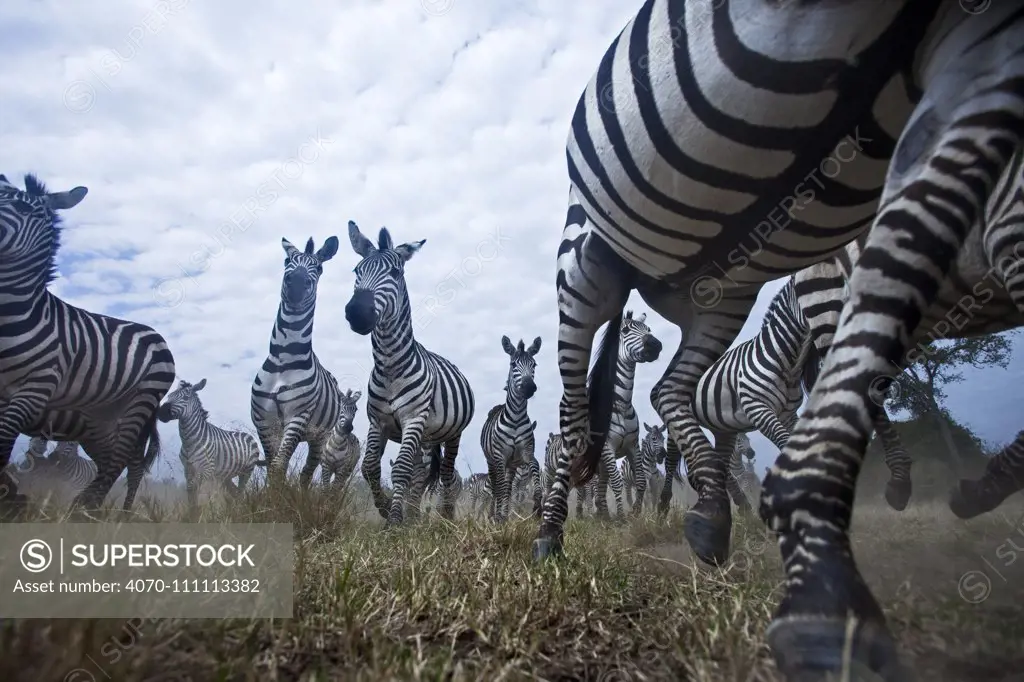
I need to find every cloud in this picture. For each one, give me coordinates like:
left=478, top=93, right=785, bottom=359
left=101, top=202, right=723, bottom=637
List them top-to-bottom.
left=4, top=0, right=1019, bottom=492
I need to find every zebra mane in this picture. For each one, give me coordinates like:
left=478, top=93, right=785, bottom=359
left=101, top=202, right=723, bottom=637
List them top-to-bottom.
left=22, top=173, right=63, bottom=287
left=763, top=281, right=799, bottom=327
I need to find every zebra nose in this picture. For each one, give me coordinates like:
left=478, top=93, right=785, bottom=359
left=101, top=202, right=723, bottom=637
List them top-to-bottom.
left=345, top=289, right=377, bottom=335
left=643, top=335, right=662, bottom=358
left=521, top=378, right=536, bottom=398
left=156, top=403, right=174, bottom=422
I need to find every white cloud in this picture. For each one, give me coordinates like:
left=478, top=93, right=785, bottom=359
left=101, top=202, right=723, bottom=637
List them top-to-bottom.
left=4, top=0, right=1019, bottom=491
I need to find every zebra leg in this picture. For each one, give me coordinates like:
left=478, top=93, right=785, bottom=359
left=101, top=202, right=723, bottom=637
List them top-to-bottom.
left=762, top=77, right=1024, bottom=679
left=533, top=204, right=633, bottom=561
left=950, top=207, right=1024, bottom=516
left=650, top=294, right=756, bottom=565
left=0, top=393, right=53, bottom=506
left=739, top=395, right=791, bottom=452
left=873, top=408, right=913, bottom=511
left=269, top=420, right=306, bottom=486
left=360, top=421, right=390, bottom=520
left=951, top=431, right=1024, bottom=519
left=717, top=433, right=753, bottom=517
left=387, top=435, right=423, bottom=527
left=438, top=436, right=462, bottom=520
left=658, top=437, right=683, bottom=516
left=299, top=438, right=324, bottom=489
left=593, top=448, right=612, bottom=520
left=606, top=456, right=626, bottom=520
left=531, top=458, right=542, bottom=518
left=501, top=461, right=518, bottom=522
left=320, top=464, right=333, bottom=489
left=237, top=467, right=253, bottom=492
left=575, top=482, right=585, bottom=517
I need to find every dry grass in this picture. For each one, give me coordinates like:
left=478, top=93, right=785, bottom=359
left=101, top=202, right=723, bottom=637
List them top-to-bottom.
left=2, top=481, right=1024, bottom=681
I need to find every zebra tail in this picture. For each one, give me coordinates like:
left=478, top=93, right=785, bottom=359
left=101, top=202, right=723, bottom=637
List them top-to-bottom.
left=569, top=309, right=623, bottom=488
left=801, top=341, right=823, bottom=394
left=141, top=408, right=162, bottom=474
left=424, top=444, right=442, bottom=488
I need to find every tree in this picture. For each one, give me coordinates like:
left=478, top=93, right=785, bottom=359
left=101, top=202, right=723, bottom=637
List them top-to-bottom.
left=886, top=331, right=1017, bottom=475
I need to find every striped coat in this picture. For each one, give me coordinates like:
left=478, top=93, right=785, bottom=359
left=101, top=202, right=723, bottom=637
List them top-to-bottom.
left=533, top=2, right=1024, bottom=677
left=0, top=174, right=173, bottom=511
left=345, top=222, right=476, bottom=526
left=251, top=236, right=347, bottom=488
left=480, top=336, right=542, bottom=521
left=159, top=379, right=262, bottom=506
left=320, top=389, right=363, bottom=490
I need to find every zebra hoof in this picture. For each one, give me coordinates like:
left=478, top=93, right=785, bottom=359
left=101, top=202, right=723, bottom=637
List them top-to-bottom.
left=948, top=478, right=1004, bottom=520
left=884, top=480, right=912, bottom=512
left=683, top=497, right=731, bottom=566
left=532, top=536, right=563, bottom=562
left=766, top=616, right=909, bottom=682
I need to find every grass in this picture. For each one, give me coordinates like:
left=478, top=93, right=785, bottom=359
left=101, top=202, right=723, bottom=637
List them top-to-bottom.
left=2, top=481, right=1024, bottom=681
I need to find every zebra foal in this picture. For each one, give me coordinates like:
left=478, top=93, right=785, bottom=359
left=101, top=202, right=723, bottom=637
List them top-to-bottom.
left=533, top=2, right=1024, bottom=677
left=0, top=173, right=173, bottom=511
left=344, top=221, right=475, bottom=525
left=481, top=336, right=542, bottom=522
left=158, top=379, right=261, bottom=507
left=320, top=389, right=363, bottom=490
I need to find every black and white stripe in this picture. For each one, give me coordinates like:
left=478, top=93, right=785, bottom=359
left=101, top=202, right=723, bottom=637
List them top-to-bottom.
left=533, top=2, right=1024, bottom=678
left=0, top=173, right=173, bottom=511
left=345, top=221, right=476, bottom=526
left=251, top=235, right=347, bottom=488
left=592, top=312, right=662, bottom=519
left=481, top=337, right=542, bottom=521
left=158, top=379, right=261, bottom=506
left=320, top=389, right=363, bottom=490
left=622, top=422, right=667, bottom=511
left=727, top=433, right=760, bottom=511
left=464, top=471, right=490, bottom=518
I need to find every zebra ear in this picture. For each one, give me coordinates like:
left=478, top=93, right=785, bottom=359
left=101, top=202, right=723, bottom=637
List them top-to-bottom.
left=45, top=186, right=88, bottom=210
left=348, top=221, right=376, bottom=258
left=316, top=236, right=339, bottom=262
left=282, top=238, right=301, bottom=259
left=304, top=238, right=315, bottom=254
left=394, top=239, right=425, bottom=262
left=624, top=310, right=632, bottom=319
left=636, top=312, right=646, bottom=324
left=501, top=335, right=515, bottom=355
left=527, top=337, right=541, bottom=356
left=193, top=378, right=207, bottom=391
left=351, top=390, right=362, bottom=402
left=531, top=420, right=537, bottom=431
left=643, top=422, right=651, bottom=431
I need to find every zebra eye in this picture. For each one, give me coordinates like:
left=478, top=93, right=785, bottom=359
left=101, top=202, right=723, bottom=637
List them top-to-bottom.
left=390, top=266, right=402, bottom=277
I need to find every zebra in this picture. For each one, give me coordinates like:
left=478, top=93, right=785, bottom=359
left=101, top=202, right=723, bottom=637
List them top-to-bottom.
left=533, top=2, right=1024, bottom=679
left=0, top=173, right=173, bottom=512
left=344, top=221, right=476, bottom=525
left=251, top=235, right=346, bottom=489
left=669, top=278, right=915, bottom=513
left=591, top=312, right=662, bottom=520
left=481, top=336, right=542, bottom=522
left=158, top=378, right=262, bottom=507
left=320, top=389, right=363, bottom=490
left=622, top=422, right=667, bottom=511
left=544, top=430, right=599, bottom=516
left=727, top=433, right=761, bottom=512
left=47, top=441, right=98, bottom=495
left=401, top=445, right=443, bottom=520
left=464, top=472, right=490, bottom=518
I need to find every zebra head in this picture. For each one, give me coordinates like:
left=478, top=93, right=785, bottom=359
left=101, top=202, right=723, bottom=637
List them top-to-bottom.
left=0, top=174, right=87, bottom=286
left=345, top=221, right=425, bottom=336
left=280, top=235, right=339, bottom=310
left=620, top=311, right=662, bottom=363
left=500, top=335, right=541, bottom=400
left=157, top=378, right=209, bottom=423
left=337, top=389, right=362, bottom=435
left=642, top=422, right=667, bottom=465
left=735, top=433, right=756, bottom=461
left=24, top=437, right=50, bottom=468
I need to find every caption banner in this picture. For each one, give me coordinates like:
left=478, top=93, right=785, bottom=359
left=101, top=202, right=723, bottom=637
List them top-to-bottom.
left=0, top=523, right=294, bottom=618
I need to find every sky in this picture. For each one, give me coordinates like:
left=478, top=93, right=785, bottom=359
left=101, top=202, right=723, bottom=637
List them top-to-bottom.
left=4, top=0, right=1022, bottom=489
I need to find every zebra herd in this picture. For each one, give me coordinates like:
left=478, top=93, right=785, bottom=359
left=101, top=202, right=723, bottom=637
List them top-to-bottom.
left=4, top=1, right=1024, bottom=679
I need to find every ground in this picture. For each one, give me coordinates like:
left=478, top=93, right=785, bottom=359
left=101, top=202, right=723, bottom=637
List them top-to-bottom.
left=2, top=479, right=1023, bottom=681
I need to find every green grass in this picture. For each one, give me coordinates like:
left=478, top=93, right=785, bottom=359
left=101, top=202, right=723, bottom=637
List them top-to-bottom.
left=3, top=483, right=1024, bottom=681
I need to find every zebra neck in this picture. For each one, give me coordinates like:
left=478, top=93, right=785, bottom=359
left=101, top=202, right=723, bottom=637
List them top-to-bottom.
left=0, top=286, right=49, bottom=321
left=369, top=296, right=416, bottom=375
left=269, top=302, right=316, bottom=359
left=614, top=355, right=637, bottom=406
left=500, top=389, right=530, bottom=426
left=176, top=410, right=212, bottom=447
